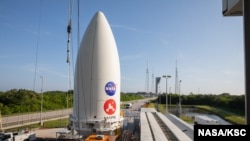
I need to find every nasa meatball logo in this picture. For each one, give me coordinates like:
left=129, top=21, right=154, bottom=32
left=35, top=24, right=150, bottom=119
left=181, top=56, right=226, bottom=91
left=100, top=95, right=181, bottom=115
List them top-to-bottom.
left=105, top=81, right=116, bottom=96
left=104, top=99, right=116, bottom=115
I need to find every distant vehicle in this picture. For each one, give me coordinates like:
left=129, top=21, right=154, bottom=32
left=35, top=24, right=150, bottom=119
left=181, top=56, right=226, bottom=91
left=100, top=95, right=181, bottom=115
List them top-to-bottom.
left=125, top=103, right=132, bottom=109
left=194, top=115, right=220, bottom=125
left=0, top=130, right=36, bottom=141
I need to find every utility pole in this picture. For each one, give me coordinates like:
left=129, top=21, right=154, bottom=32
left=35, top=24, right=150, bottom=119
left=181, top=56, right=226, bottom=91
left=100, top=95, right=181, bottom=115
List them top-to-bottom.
left=175, top=60, right=179, bottom=95
left=163, top=75, right=171, bottom=114
left=40, top=76, right=43, bottom=126
left=179, top=80, right=182, bottom=114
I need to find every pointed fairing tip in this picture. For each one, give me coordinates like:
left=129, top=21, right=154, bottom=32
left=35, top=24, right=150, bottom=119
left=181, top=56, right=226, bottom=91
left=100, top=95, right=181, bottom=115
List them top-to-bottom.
left=88, top=11, right=109, bottom=28
left=95, top=11, right=105, bottom=17
left=96, top=11, right=104, bottom=15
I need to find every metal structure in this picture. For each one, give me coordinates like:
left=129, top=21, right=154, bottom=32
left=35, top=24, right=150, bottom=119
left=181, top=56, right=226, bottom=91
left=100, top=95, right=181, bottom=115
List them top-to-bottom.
left=222, top=0, right=250, bottom=125
left=223, top=0, right=243, bottom=16
left=243, top=0, right=250, bottom=125
left=1, top=109, right=72, bottom=130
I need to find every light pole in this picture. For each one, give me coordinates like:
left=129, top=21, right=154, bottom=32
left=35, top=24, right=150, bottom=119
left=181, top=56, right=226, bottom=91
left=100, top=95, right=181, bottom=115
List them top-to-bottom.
left=162, top=75, right=171, bottom=114
left=40, top=76, right=43, bottom=126
left=179, top=80, right=182, bottom=114
left=159, top=86, right=161, bottom=104
left=169, top=87, right=171, bottom=106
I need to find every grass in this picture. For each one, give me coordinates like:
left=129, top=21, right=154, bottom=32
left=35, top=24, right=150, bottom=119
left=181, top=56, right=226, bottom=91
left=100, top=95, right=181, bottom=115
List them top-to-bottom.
left=146, top=103, right=245, bottom=125
left=195, top=105, right=245, bottom=125
left=180, top=115, right=194, bottom=123
left=42, top=118, right=69, bottom=128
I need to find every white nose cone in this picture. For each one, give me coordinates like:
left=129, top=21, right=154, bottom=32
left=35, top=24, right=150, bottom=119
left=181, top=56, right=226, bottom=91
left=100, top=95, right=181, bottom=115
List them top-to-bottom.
left=72, top=11, right=121, bottom=134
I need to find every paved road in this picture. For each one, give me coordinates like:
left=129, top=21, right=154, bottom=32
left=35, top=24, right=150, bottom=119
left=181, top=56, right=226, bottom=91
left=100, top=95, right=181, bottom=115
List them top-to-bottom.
left=35, top=128, right=67, bottom=139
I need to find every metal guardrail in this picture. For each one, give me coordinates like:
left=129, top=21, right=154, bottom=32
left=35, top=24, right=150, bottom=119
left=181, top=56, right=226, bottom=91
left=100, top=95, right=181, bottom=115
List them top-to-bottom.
left=1, top=109, right=72, bottom=130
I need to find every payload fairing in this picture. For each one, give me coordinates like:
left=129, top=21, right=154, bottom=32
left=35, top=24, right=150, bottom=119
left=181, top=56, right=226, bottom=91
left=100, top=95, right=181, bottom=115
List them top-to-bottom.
left=70, top=11, right=123, bottom=136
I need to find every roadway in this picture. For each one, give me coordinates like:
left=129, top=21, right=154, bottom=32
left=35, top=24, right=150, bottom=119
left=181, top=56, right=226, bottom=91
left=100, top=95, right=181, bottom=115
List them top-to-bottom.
left=1, top=97, right=194, bottom=141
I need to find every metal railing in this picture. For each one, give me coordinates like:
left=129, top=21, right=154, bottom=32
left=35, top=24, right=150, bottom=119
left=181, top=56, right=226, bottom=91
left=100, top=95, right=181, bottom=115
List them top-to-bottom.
left=1, top=109, right=72, bottom=130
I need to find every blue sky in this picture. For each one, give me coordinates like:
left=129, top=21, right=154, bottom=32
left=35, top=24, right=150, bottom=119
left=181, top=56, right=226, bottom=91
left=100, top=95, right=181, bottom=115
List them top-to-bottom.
left=0, top=0, right=244, bottom=95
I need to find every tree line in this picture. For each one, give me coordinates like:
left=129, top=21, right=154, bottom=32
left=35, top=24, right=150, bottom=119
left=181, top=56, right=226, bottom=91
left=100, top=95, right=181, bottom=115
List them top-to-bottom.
left=0, top=89, right=144, bottom=115
left=0, top=89, right=244, bottom=116
left=0, top=89, right=73, bottom=115
left=157, top=93, right=245, bottom=115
